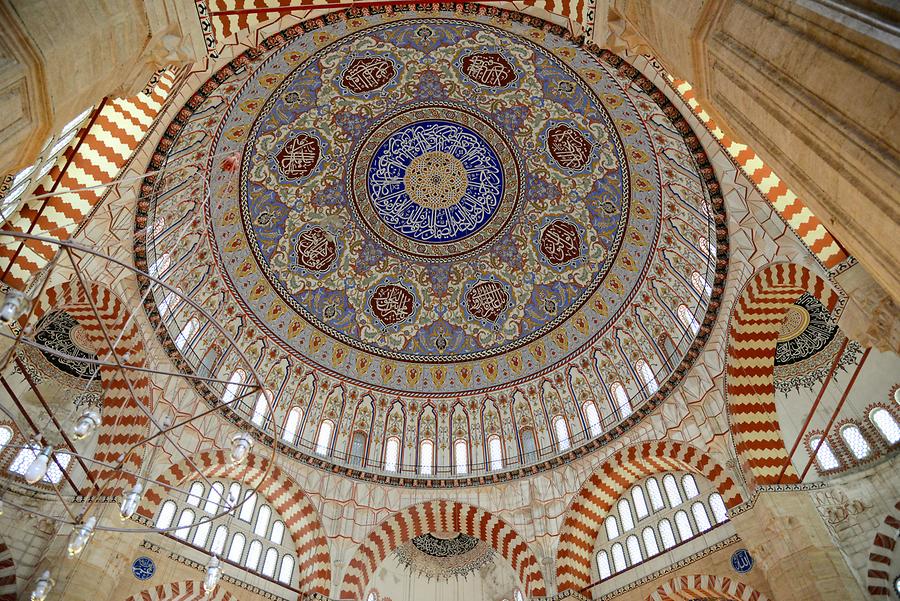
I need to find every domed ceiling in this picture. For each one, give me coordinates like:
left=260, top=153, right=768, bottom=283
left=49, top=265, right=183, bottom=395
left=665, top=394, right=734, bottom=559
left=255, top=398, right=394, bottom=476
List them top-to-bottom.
left=136, top=5, right=727, bottom=483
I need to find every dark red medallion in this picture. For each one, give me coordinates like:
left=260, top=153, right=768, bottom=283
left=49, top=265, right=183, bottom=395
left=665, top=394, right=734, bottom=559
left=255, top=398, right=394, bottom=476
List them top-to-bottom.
left=460, top=53, right=517, bottom=87
left=341, top=57, right=396, bottom=94
left=547, top=124, right=592, bottom=170
left=276, top=133, right=320, bottom=179
left=539, top=219, right=581, bottom=265
left=295, top=227, right=337, bottom=272
left=465, top=281, right=511, bottom=323
left=369, top=284, right=415, bottom=326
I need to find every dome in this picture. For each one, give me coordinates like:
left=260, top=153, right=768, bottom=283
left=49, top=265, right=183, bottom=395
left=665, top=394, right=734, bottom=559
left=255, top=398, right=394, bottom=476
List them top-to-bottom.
left=137, top=6, right=726, bottom=483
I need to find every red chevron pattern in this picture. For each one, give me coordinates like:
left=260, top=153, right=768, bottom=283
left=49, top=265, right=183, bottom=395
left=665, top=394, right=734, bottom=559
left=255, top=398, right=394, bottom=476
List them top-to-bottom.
left=726, top=263, right=839, bottom=487
left=28, top=281, right=151, bottom=496
left=554, top=441, right=743, bottom=592
left=137, top=450, right=331, bottom=596
left=339, top=500, right=546, bottom=600
left=866, top=500, right=900, bottom=597
left=0, top=541, right=16, bottom=601
left=647, top=573, right=770, bottom=601
left=123, top=579, right=236, bottom=601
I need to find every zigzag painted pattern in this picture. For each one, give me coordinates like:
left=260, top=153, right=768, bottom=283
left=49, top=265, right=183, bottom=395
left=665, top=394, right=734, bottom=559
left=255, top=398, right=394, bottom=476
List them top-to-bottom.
left=0, top=71, right=176, bottom=290
left=671, top=80, right=847, bottom=270
left=726, top=263, right=839, bottom=486
left=29, top=281, right=151, bottom=496
left=555, top=441, right=743, bottom=592
left=137, top=450, right=331, bottom=596
left=339, top=500, right=546, bottom=600
left=866, top=500, right=900, bottom=597
left=0, top=541, right=16, bottom=601
left=647, top=573, right=770, bottom=601
left=124, top=579, right=235, bottom=601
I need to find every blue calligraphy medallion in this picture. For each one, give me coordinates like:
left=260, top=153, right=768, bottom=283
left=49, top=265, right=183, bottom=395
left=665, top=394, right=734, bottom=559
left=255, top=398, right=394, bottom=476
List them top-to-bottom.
left=730, top=548, right=753, bottom=573
left=131, top=556, right=156, bottom=580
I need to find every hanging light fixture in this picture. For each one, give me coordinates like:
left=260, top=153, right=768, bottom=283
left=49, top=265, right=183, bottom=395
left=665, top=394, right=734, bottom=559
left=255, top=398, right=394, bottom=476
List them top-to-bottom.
left=0, top=288, right=29, bottom=323
left=71, top=409, right=101, bottom=440
left=229, top=432, right=253, bottom=465
left=24, top=446, right=52, bottom=484
left=119, top=482, right=143, bottom=520
left=67, top=515, right=97, bottom=557
left=203, top=555, right=222, bottom=594
left=29, top=570, right=53, bottom=601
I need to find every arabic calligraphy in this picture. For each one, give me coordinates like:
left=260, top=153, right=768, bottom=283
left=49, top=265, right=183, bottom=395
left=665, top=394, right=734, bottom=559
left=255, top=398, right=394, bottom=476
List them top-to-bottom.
left=460, top=53, right=516, bottom=87
left=341, top=56, right=396, bottom=94
left=547, top=124, right=592, bottom=171
left=276, top=133, right=320, bottom=179
left=539, top=219, right=582, bottom=265
left=295, top=226, right=337, bottom=272
left=465, top=280, right=511, bottom=323
left=369, top=284, right=415, bottom=326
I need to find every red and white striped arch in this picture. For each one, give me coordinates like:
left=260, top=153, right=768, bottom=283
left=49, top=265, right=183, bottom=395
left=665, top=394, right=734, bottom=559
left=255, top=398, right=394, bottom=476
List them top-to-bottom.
left=726, top=263, right=840, bottom=487
left=555, top=441, right=744, bottom=592
left=137, top=450, right=331, bottom=596
left=339, top=500, right=546, bottom=600
left=866, top=500, right=900, bottom=598
left=0, top=538, right=16, bottom=601
left=647, top=573, right=771, bottom=601
left=123, top=579, right=236, bottom=601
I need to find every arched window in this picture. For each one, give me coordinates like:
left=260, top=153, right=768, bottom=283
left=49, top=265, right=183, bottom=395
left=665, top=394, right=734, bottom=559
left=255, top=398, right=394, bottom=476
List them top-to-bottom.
left=150, top=252, right=171, bottom=277
left=691, top=270, right=712, bottom=297
left=157, top=288, right=180, bottom=316
left=677, top=304, right=700, bottom=335
left=174, top=317, right=198, bottom=351
left=636, top=360, right=658, bottom=395
left=221, top=370, right=245, bottom=406
left=610, top=382, right=631, bottom=418
left=251, top=390, right=272, bottom=426
left=583, top=401, right=602, bottom=437
left=282, top=407, right=302, bottom=443
left=871, top=408, right=900, bottom=444
left=553, top=416, right=570, bottom=450
left=315, top=420, right=334, bottom=456
left=840, top=425, right=871, bottom=459
left=0, top=426, right=13, bottom=451
left=521, top=428, right=537, bottom=462
left=350, top=432, right=367, bottom=466
left=488, top=435, right=504, bottom=471
left=810, top=435, right=840, bottom=470
left=384, top=436, right=400, bottom=472
left=419, top=439, right=434, bottom=475
left=454, top=440, right=468, bottom=475
left=9, top=443, right=70, bottom=484
left=662, top=474, right=682, bottom=506
left=681, top=474, right=700, bottom=499
left=647, top=477, right=665, bottom=511
left=186, top=482, right=204, bottom=507
left=204, top=482, right=224, bottom=514
left=226, top=482, right=241, bottom=514
left=632, top=486, right=649, bottom=519
left=238, top=491, right=256, bottom=522
left=709, top=493, right=728, bottom=524
left=618, top=498, right=634, bottom=531
left=156, top=500, right=177, bottom=529
left=692, top=502, right=712, bottom=532
left=255, top=505, right=271, bottom=537
left=174, top=508, right=194, bottom=539
left=674, top=510, right=693, bottom=541
left=605, top=515, right=620, bottom=540
left=658, top=518, right=676, bottom=549
left=193, top=519, right=211, bottom=547
left=270, top=521, right=285, bottom=545
left=211, top=525, right=228, bottom=555
left=642, top=526, right=659, bottom=557
left=227, top=533, right=245, bottom=563
left=626, top=534, right=642, bottom=565
left=246, top=540, right=263, bottom=571
left=611, top=543, right=626, bottom=572
left=262, top=548, right=278, bottom=578
left=597, top=550, right=611, bottom=580
left=278, top=555, right=295, bottom=584
left=515, top=591, right=525, bottom=601
left=367, top=593, right=377, bottom=601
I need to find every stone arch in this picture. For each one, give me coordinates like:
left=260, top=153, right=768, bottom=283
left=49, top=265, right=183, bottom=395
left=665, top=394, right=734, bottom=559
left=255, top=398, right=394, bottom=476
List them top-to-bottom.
left=726, top=263, right=840, bottom=486
left=28, top=281, right=153, bottom=496
left=555, top=440, right=744, bottom=592
left=136, top=450, right=331, bottom=596
left=866, top=499, right=900, bottom=597
left=339, top=500, right=546, bottom=600
left=0, top=535, right=16, bottom=601
left=647, top=573, right=772, bottom=601
left=123, top=579, right=235, bottom=601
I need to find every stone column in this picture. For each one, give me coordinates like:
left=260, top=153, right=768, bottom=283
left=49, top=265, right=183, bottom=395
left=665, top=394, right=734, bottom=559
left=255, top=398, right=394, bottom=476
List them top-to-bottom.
left=731, top=491, right=866, bottom=601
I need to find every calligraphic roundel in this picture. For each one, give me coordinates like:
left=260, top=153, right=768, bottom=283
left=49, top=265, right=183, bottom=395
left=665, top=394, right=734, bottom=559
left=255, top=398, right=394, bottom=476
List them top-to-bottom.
left=461, top=52, right=517, bottom=87
left=276, top=133, right=320, bottom=179
left=539, top=219, right=582, bottom=266
left=369, top=284, right=415, bottom=328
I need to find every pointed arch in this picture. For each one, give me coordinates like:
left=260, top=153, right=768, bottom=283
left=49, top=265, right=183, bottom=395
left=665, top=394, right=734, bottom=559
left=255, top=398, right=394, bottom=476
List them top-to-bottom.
left=727, top=263, right=840, bottom=485
left=555, top=441, right=744, bottom=592
left=136, top=450, right=331, bottom=596
left=866, top=499, right=900, bottom=597
left=339, top=500, right=546, bottom=600
left=0, top=536, right=16, bottom=601
left=647, top=573, right=771, bottom=600
left=122, top=579, right=236, bottom=601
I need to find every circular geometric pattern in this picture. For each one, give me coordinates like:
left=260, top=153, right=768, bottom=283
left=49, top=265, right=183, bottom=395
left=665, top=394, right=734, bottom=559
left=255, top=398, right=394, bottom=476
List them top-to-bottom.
left=404, top=151, right=468, bottom=210
left=777, top=304, right=811, bottom=343
left=131, top=556, right=156, bottom=581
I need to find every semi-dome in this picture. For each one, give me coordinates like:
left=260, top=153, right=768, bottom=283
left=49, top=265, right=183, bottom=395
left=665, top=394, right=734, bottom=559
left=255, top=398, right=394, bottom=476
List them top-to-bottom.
left=136, top=6, right=726, bottom=483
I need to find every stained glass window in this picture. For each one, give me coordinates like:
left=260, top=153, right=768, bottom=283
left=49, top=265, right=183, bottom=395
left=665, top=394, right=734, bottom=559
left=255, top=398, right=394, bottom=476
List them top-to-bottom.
left=677, top=304, right=700, bottom=335
left=636, top=360, right=658, bottom=395
left=611, top=382, right=631, bottom=418
left=584, top=401, right=602, bottom=437
left=282, top=407, right=302, bottom=443
left=871, top=408, right=900, bottom=444
left=553, top=416, right=570, bottom=450
left=315, top=420, right=334, bottom=456
left=841, top=425, right=871, bottom=459
left=0, top=426, right=11, bottom=452
left=488, top=435, right=504, bottom=471
left=810, top=436, right=840, bottom=470
left=420, top=439, right=434, bottom=475
left=455, top=440, right=468, bottom=474
left=663, top=474, right=682, bottom=506
left=681, top=474, right=700, bottom=499
left=647, top=478, right=665, bottom=511
left=186, top=482, right=204, bottom=507
left=632, top=486, right=649, bottom=519
left=239, top=491, right=256, bottom=522
left=709, top=493, right=728, bottom=524
left=618, top=498, right=634, bottom=531
left=155, top=500, right=176, bottom=529
left=691, top=502, right=711, bottom=532
left=255, top=505, right=271, bottom=537
left=174, top=508, right=194, bottom=539
left=674, top=510, right=693, bottom=541
left=605, top=515, right=619, bottom=540
left=658, top=518, right=676, bottom=549
left=211, top=525, right=228, bottom=555
left=642, top=526, right=659, bottom=556
left=227, top=533, right=245, bottom=562
left=626, top=534, right=642, bottom=564
left=246, top=540, right=262, bottom=571
left=611, top=543, right=626, bottom=572
left=262, top=548, right=278, bottom=577
left=597, top=550, right=611, bottom=580
left=278, top=554, right=294, bottom=583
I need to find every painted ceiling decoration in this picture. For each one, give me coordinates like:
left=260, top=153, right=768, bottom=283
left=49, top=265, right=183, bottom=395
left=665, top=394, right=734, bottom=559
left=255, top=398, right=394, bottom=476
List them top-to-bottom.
left=136, top=4, right=728, bottom=483
left=394, top=532, right=494, bottom=580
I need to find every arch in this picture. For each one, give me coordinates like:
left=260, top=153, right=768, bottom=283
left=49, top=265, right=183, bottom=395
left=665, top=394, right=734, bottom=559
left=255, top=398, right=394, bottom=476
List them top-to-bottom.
left=727, top=263, right=839, bottom=486
left=28, top=281, right=153, bottom=495
left=555, top=440, right=744, bottom=591
left=136, top=450, right=331, bottom=596
left=866, top=499, right=900, bottom=597
left=339, top=500, right=546, bottom=600
left=0, top=537, right=16, bottom=601
left=647, top=573, right=772, bottom=601
left=123, top=580, right=236, bottom=601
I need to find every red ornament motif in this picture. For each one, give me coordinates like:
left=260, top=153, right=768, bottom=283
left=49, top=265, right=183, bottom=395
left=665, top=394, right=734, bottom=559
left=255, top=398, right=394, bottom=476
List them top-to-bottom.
left=460, top=53, right=517, bottom=87
left=341, top=57, right=396, bottom=94
left=547, top=124, right=592, bottom=170
left=276, top=133, right=320, bottom=179
left=221, top=153, right=240, bottom=172
left=539, top=220, right=582, bottom=265
left=295, top=227, right=337, bottom=272
left=465, top=281, right=510, bottom=323
left=369, top=284, right=415, bottom=326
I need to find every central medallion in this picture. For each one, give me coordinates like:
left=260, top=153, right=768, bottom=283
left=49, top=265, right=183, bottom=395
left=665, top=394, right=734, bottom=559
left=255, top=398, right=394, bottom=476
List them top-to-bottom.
left=351, top=105, right=521, bottom=262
